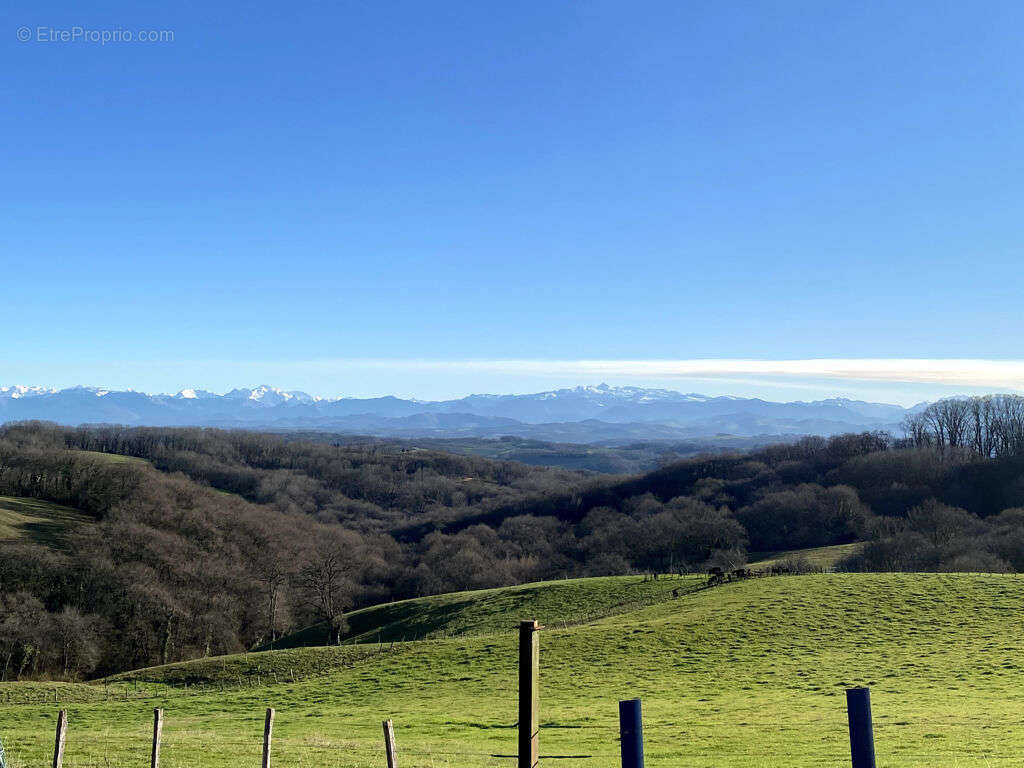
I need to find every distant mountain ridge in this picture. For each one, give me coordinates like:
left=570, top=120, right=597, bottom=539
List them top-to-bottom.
left=0, top=383, right=920, bottom=442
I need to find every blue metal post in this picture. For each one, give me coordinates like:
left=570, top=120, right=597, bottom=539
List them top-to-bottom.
left=846, top=687, right=876, bottom=768
left=618, top=698, right=644, bottom=768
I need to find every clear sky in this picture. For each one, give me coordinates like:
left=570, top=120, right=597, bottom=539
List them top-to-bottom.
left=3, top=1, right=1023, bottom=404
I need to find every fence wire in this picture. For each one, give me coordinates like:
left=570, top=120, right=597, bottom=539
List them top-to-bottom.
left=2, top=718, right=1023, bottom=768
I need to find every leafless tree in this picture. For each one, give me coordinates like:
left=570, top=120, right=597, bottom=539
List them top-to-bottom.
left=297, top=532, right=362, bottom=644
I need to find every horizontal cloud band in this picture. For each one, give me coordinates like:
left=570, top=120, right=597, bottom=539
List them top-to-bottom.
left=290, top=358, right=1024, bottom=390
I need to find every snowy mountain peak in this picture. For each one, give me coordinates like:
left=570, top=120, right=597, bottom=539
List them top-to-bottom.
left=561, top=384, right=710, bottom=403
left=0, top=385, right=55, bottom=399
left=58, top=385, right=115, bottom=397
left=223, top=385, right=317, bottom=406
left=249, top=385, right=282, bottom=402
left=174, top=389, right=218, bottom=400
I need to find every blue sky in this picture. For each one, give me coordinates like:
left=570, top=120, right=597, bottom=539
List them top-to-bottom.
left=3, top=1, right=1023, bottom=403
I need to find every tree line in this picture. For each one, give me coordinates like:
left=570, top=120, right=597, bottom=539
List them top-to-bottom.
left=903, top=394, right=1024, bottom=457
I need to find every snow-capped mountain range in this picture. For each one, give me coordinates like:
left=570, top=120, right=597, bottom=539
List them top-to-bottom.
left=0, top=383, right=920, bottom=442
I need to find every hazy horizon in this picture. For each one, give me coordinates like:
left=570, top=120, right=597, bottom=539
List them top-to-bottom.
left=6, top=357, right=1024, bottom=406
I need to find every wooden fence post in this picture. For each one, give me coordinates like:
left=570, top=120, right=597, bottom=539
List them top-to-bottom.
left=518, top=620, right=540, bottom=768
left=846, top=687, right=876, bottom=768
left=618, top=699, right=644, bottom=768
left=151, top=708, right=163, bottom=768
left=262, top=708, right=275, bottom=768
left=52, top=709, right=67, bottom=768
left=382, top=719, right=398, bottom=768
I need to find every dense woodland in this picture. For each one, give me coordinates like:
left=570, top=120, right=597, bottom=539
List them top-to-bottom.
left=4, top=397, right=1024, bottom=680
left=287, top=432, right=785, bottom=474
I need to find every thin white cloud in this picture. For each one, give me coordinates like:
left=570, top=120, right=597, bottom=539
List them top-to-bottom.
left=299, top=358, right=1024, bottom=390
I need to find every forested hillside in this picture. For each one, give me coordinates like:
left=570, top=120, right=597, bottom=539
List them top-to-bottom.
left=4, top=399, right=1024, bottom=680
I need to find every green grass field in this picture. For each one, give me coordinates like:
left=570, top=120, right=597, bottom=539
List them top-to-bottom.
left=74, top=450, right=149, bottom=466
left=0, top=496, right=93, bottom=547
left=749, top=542, right=866, bottom=571
left=271, top=547, right=861, bottom=652
left=3, top=573, right=1024, bottom=768
left=263, top=575, right=689, bottom=650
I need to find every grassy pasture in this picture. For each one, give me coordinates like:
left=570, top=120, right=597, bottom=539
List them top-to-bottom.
left=73, top=450, right=149, bottom=466
left=0, top=496, right=93, bottom=547
left=749, top=542, right=866, bottom=571
left=269, top=548, right=859, bottom=653
left=2, top=573, right=1024, bottom=768
left=264, top=575, right=690, bottom=650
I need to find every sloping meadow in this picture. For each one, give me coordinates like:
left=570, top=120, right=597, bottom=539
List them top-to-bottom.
left=2, top=573, right=1024, bottom=767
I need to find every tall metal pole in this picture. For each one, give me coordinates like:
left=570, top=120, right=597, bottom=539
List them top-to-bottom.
left=846, top=687, right=876, bottom=768
left=618, top=699, right=644, bottom=768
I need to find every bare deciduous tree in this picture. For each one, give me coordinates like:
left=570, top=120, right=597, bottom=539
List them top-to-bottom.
left=297, top=532, right=363, bottom=644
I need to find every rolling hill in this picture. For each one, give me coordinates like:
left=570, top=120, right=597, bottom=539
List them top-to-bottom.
left=263, top=544, right=862, bottom=653
left=1, top=572, right=1022, bottom=768
left=259, top=575, right=693, bottom=650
